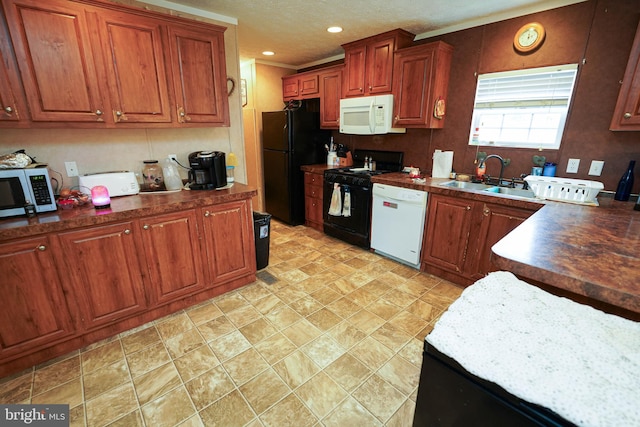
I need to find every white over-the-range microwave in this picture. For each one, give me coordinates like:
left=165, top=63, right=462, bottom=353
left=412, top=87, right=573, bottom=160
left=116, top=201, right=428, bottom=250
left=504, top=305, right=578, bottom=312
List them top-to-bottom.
left=339, top=94, right=406, bottom=135
left=0, top=167, right=57, bottom=218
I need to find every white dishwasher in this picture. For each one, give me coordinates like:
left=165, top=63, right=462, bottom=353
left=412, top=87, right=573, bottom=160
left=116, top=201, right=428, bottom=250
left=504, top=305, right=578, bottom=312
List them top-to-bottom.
left=370, top=183, right=428, bottom=268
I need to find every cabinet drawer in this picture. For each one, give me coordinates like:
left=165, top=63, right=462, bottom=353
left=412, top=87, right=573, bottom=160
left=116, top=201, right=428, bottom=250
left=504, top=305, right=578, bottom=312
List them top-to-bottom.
left=304, top=172, right=323, bottom=187
left=305, top=197, right=323, bottom=223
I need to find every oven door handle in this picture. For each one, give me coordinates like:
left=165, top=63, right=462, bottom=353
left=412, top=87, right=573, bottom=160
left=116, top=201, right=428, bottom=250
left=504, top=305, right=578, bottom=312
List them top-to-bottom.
left=368, top=98, right=376, bottom=134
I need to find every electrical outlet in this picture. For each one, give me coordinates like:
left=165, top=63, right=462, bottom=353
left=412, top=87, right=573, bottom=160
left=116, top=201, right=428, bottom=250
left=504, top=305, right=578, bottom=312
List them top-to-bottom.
left=168, top=154, right=178, bottom=163
left=566, top=158, right=580, bottom=174
left=589, top=160, right=605, bottom=176
left=65, top=161, right=78, bottom=177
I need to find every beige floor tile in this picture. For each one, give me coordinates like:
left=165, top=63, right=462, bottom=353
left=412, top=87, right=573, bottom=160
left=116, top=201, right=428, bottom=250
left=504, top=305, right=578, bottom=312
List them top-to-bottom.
left=298, top=261, right=327, bottom=276
left=328, top=277, right=359, bottom=296
left=359, top=278, right=392, bottom=297
left=397, top=279, right=431, bottom=297
left=238, top=283, right=273, bottom=302
left=274, top=285, right=308, bottom=302
left=310, top=287, right=342, bottom=305
left=347, top=287, right=378, bottom=306
left=382, top=289, right=418, bottom=308
left=420, top=291, right=457, bottom=311
left=214, top=292, right=250, bottom=314
left=252, top=294, right=284, bottom=314
left=288, top=295, right=324, bottom=316
left=326, top=297, right=361, bottom=319
left=366, top=298, right=403, bottom=320
left=406, top=299, right=442, bottom=322
left=185, top=302, right=223, bottom=325
left=225, top=304, right=263, bottom=328
left=265, top=305, right=302, bottom=330
left=305, top=307, right=342, bottom=331
left=347, top=308, right=385, bottom=334
left=387, top=310, right=429, bottom=336
left=155, top=312, right=194, bottom=340
left=197, top=315, right=236, bottom=342
left=239, top=318, right=278, bottom=344
left=281, top=319, right=322, bottom=347
left=327, top=321, right=367, bottom=350
left=370, top=323, right=413, bottom=352
left=120, top=326, right=161, bottom=355
left=164, top=328, right=206, bottom=359
left=209, top=330, right=252, bottom=362
left=253, top=332, right=297, bottom=365
left=301, top=334, right=345, bottom=368
left=350, top=336, right=394, bottom=371
left=398, top=338, right=425, bottom=367
left=82, top=341, right=124, bottom=374
left=126, top=341, right=171, bottom=378
left=173, top=345, right=219, bottom=382
left=223, top=348, right=269, bottom=385
left=273, top=350, right=320, bottom=389
left=324, top=353, right=372, bottom=392
left=378, top=354, right=421, bottom=396
left=33, top=356, right=80, bottom=395
left=83, top=359, right=129, bottom=400
left=133, top=362, right=181, bottom=406
left=185, top=365, right=235, bottom=410
left=239, top=368, right=290, bottom=414
left=295, top=371, right=347, bottom=418
left=0, top=372, right=33, bottom=403
left=352, top=373, right=406, bottom=423
left=32, top=377, right=83, bottom=408
left=85, top=383, right=138, bottom=427
left=140, top=386, right=195, bottom=427
left=199, top=389, right=255, bottom=427
left=259, top=393, right=317, bottom=427
left=322, top=396, right=381, bottom=427
left=386, top=397, right=417, bottom=427
left=69, top=404, right=85, bottom=427
left=106, top=409, right=143, bottom=427
left=176, top=414, right=205, bottom=427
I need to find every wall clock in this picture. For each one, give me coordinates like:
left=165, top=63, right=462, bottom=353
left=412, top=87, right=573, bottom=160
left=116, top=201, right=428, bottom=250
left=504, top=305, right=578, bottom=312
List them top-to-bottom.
left=514, top=22, right=545, bottom=53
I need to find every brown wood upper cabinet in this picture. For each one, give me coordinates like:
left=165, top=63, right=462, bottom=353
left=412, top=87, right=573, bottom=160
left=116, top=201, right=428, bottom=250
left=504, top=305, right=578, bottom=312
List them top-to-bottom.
left=0, top=0, right=229, bottom=127
left=2, top=0, right=107, bottom=123
left=0, top=15, right=27, bottom=123
left=610, top=19, right=640, bottom=131
left=342, top=29, right=414, bottom=98
left=392, top=41, right=453, bottom=129
left=319, top=65, right=343, bottom=129
left=283, top=72, right=320, bottom=100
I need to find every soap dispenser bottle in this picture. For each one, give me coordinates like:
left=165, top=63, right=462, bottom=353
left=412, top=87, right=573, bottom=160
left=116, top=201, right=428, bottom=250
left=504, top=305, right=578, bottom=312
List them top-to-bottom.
left=614, top=160, right=635, bottom=201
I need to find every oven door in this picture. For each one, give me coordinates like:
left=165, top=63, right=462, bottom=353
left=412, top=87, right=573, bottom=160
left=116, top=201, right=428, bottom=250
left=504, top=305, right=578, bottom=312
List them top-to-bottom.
left=323, top=178, right=372, bottom=248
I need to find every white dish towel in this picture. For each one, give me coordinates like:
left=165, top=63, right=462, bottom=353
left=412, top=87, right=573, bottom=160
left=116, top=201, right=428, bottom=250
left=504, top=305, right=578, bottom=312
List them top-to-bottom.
left=328, top=183, right=342, bottom=216
left=342, top=186, right=351, bottom=217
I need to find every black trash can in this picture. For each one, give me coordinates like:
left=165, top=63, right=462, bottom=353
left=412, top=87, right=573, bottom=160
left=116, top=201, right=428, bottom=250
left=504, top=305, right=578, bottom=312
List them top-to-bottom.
left=253, top=212, right=271, bottom=270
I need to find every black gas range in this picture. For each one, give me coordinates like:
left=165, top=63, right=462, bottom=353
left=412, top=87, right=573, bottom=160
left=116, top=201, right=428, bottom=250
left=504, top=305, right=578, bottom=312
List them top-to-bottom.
left=323, top=149, right=403, bottom=248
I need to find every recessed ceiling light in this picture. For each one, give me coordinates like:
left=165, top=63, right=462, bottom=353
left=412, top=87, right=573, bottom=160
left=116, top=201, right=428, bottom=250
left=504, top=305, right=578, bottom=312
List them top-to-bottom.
left=327, top=26, right=343, bottom=33
left=262, top=51, right=275, bottom=56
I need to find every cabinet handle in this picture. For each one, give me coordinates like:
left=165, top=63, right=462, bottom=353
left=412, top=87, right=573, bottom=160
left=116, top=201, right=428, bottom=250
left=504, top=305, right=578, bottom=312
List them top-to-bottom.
left=4, top=106, right=13, bottom=114
left=95, top=109, right=103, bottom=116
left=116, top=111, right=122, bottom=117
left=624, top=112, right=632, bottom=119
left=466, top=206, right=471, bottom=210
left=483, top=207, right=490, bottom=216
left=204, top=211, right=211, bottom=217
left=143, top=224, right=150, bottom=230
left=124, top=229, right=131, bottom=235
left=37, top=245, right=46, bottom=251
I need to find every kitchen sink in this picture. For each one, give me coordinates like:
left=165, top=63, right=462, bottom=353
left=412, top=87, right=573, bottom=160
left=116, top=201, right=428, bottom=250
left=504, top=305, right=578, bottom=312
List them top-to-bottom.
left=439, top=181, right=492, bottom=190
left=484, top=186, right=536, bottom=198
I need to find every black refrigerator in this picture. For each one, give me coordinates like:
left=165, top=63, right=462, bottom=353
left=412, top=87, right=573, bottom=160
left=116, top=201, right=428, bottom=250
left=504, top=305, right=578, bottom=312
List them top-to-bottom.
left=262, top=102, right=330, bottom=225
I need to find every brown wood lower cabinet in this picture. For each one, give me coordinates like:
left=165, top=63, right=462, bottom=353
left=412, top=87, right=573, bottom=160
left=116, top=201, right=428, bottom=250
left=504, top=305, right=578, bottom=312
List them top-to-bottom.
left=304, top=171, right=324, bottom=231
left=422, top=193, right=538, bottom=285
left=0, top=197, right=256, bottom=377
left=0, top=236, right=75, bottom=358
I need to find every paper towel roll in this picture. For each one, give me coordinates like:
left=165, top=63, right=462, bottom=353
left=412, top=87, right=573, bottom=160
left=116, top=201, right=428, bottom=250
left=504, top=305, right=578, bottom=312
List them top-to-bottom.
left=432, top=150, right=454, bottom=178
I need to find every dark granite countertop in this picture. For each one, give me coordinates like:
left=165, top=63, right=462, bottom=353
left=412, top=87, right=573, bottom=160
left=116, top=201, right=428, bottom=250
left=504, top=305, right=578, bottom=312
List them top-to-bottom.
left=0, top=183, right=257, bottom=240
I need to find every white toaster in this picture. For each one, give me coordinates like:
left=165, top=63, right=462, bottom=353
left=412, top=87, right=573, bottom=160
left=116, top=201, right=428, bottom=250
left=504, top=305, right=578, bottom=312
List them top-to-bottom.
left=79, top=171, right=139, bottom=197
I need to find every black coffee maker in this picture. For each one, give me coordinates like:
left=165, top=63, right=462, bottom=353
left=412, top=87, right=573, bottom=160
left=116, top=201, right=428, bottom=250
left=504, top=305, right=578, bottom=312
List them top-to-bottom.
left=188, top=151, right=227, bottom=189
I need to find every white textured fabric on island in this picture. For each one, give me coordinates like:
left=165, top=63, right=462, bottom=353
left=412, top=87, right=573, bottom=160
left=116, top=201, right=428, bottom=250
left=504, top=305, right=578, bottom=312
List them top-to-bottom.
left=427, top=271, right=640, bottom=427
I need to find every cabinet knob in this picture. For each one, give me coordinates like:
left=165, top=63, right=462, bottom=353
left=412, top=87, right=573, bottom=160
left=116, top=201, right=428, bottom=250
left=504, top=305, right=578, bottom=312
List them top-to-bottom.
left=4, top=106, right=13, bottom=113
left=95, top=109, right=103, bottom=116
left=116, top=111, right=122, bottom=117
left=624, top=112, right=632, bottom=119
left=466, top=206, right=471, bottom=210
left=483, top=207, right=490, bottom=216
left=204, top=211, right=211, bottom=217
left=143, top=224, right=150, bottom=230
left=124, top=229, right=131, bottom=235
left=37, top=245, right=46, bottom=251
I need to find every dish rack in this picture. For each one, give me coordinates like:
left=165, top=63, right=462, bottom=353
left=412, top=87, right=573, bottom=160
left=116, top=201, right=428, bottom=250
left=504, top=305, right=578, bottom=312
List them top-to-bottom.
left=524, top=176, right=604, bottom=205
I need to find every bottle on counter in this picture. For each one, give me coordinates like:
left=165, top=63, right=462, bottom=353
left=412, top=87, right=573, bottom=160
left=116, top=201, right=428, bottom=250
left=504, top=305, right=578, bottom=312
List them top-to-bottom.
left=142, top=160, right=165, bottom=191
left=614, top=160, right=635, bottom=201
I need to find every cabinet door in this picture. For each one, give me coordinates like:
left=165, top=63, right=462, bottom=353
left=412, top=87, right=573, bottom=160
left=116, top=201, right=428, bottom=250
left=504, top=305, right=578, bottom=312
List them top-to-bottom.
left=2, top=0, right=106, bottom=122
left=93, top=10, right=172, bottom=124
left=0, top=16, right=26, bottom=122
left=610, top=20, right=640, bottom=130
left=167, top=24, right=229, bottom=125
left=366, top=38, right=395, bottom=95
left=343, top=44, right=367, bottom=97
left=393, top=47, right=434, bottom=127
left=319, top=68, right=342, bottom=128
left=299, top=74, right=319, bottom=97
left=283, top=75, right=300, bottom=99
left=422, top=194, right=474, bottom=274
left=200, top=200, right=256, bottom=285
left=470, top=203, right=535, bottom=280
left=140, top=210, right=206, bottom=304
left=57, top=222, right=147, bottom=330
left=0, top=236, right=75, bottom=357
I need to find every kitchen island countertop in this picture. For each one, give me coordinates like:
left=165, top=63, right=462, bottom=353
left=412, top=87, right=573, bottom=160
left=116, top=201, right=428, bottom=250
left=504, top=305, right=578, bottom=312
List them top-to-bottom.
left=0, top=183, right=257, bottom=240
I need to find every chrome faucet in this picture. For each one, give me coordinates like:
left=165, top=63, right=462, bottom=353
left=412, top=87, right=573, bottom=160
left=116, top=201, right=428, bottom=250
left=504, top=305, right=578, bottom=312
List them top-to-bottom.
left=479, top=154, right=505, bottom=186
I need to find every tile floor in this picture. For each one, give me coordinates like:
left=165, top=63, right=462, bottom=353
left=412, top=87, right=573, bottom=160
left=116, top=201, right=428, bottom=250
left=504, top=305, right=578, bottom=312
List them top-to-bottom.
left=0, top=220, right=463, bottom=427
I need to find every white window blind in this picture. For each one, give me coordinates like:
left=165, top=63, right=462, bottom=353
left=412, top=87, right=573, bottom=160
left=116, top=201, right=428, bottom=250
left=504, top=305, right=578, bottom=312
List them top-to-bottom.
left=469, top=64, right=578, bottom=149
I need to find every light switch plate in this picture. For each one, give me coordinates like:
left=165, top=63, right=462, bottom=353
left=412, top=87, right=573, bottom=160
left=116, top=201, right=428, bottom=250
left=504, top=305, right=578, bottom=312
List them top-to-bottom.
left=589, top=160, right=604, bottom=176
left=65, top=161, right=78, bottom=177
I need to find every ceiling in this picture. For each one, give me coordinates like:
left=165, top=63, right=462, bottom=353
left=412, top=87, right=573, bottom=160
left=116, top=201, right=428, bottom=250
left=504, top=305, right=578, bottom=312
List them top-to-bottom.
left=140, top=0, right=586, bottom=68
